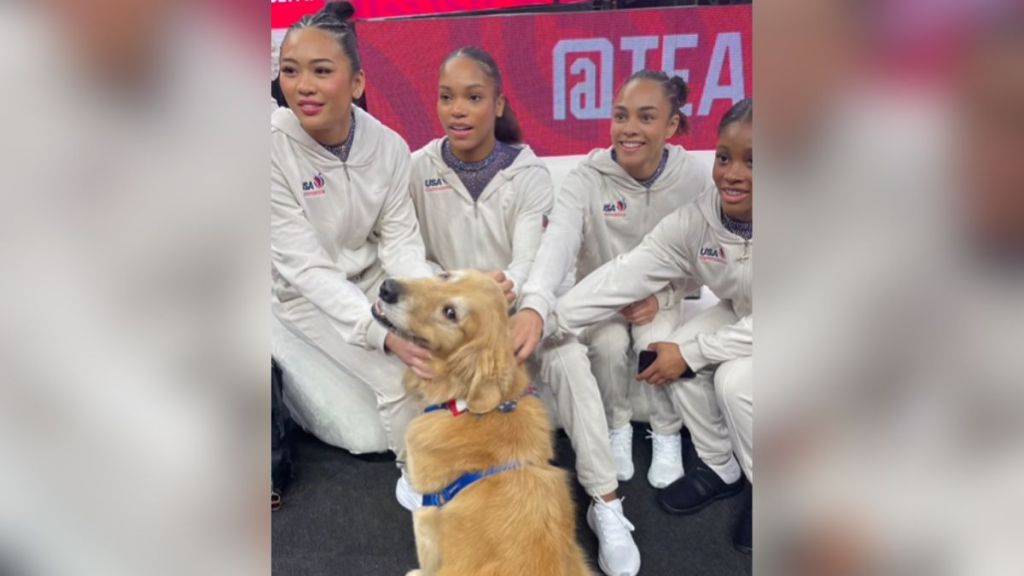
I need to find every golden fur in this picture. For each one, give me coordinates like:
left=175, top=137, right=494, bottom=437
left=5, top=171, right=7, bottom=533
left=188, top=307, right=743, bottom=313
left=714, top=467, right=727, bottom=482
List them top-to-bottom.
left=373, top=270, right=591, bottom=576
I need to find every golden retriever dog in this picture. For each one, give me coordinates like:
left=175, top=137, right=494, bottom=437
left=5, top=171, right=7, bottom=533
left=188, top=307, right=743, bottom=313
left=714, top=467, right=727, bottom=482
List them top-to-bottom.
left=372, top=270, right=591, bottom=576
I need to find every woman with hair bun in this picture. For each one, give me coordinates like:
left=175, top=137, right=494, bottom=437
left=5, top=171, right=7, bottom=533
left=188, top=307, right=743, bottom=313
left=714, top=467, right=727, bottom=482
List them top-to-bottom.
left=270, top=1, right=434, bottom=511
left=510, top=70, right=714, bottom=576
left=558, top=99, right=755, bottom=554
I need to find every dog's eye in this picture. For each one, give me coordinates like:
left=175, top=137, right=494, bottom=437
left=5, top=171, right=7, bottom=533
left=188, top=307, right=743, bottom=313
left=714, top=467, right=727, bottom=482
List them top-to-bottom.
left=443, top=305, right=458, bottom=322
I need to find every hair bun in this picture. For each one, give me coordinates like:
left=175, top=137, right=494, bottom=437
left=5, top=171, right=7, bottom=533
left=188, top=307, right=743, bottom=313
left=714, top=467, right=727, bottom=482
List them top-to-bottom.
left=321, top=1, right=355, bottom=22
left=669, top=75, right=689, bottom=104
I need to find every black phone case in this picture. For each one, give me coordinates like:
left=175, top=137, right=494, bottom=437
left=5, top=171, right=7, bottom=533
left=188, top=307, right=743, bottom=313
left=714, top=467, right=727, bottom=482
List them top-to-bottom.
left=637, top=350, right=657, bottom=373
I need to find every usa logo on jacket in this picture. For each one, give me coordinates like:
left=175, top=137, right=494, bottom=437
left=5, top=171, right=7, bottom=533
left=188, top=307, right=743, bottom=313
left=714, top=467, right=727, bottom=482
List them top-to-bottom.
left=302, top=173, right=326, bottom=197
left=602, top=198, right=627, bottom=217
left=699, top=245, right=728, bottom=264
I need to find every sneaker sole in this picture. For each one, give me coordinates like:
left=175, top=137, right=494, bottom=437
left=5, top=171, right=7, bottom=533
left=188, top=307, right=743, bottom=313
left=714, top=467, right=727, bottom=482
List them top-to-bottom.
left=657, top=482, right=744, bottom=515
left=396, top=498, right=419, bottom=511
left=596, top=552, right=640, bottom=576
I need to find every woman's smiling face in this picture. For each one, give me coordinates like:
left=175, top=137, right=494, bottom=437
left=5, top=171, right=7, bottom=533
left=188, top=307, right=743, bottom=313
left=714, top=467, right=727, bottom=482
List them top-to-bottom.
left=714, top=121, right=753, bottom=222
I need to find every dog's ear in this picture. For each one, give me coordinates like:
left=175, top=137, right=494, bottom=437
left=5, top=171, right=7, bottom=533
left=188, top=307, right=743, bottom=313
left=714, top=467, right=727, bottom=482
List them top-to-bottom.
left=450, top=340, right=514, bottom=414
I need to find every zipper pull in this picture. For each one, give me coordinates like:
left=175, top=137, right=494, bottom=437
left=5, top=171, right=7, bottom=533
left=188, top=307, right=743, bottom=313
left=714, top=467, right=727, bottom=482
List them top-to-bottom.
left=342, top=161, right=350, bottom=182
left=738, top=239, right=751, bottom=261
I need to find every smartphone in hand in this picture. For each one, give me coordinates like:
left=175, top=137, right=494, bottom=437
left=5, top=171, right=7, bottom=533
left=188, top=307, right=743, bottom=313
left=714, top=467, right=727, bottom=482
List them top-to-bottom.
left=637, top=349, right=694, bottom=380
left=637, top=350, right=657, bottom=374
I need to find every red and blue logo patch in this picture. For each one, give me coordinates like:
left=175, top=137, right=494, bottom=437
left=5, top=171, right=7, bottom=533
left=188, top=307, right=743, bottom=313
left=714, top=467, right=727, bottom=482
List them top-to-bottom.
left=302, top=173, right=326, bottom=197
left=602, top=198, right=627, bottom=217
left=699, top=245, right=728, bottom=264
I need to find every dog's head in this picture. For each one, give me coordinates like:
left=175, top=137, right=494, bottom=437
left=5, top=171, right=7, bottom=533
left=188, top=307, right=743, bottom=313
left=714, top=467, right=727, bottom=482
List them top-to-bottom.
left=371, top=270, right=520, bottom=413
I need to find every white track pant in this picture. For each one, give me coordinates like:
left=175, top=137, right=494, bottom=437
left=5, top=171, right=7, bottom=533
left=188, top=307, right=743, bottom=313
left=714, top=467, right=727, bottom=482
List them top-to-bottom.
left=275, top=299, right=417, bottom=465
left=667, top=302, right=753, bottom=482
left=534, top=305, right=682, bottom=497
left=585, top=307, right=684, bottom=434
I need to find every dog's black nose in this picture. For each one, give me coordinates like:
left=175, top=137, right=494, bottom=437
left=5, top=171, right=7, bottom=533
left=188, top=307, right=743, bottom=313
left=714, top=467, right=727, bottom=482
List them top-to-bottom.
left=379, top=279, right=402, bottom=304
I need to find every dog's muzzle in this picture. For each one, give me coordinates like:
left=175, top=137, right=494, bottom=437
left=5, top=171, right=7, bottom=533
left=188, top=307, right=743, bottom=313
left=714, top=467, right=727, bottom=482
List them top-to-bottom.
left=378, top=278, right=403, bottom=304
left=371, top=293, right=432, bottom=350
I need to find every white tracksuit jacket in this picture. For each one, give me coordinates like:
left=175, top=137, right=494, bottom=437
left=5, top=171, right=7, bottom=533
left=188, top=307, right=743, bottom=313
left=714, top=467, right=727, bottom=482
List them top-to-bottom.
left=271, top=105, right=433, bottom=352
left=408, top=138, right=552, bottom=296
left=519, top=145, right=715, bottom=326
left=557, top=189, right=752, bottom=371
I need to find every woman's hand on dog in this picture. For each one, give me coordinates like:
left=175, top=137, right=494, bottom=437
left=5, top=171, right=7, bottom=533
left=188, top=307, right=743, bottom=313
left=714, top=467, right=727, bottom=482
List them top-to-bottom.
left=486, top=270, right=516, bottom=305
left=620, top=294, right=659, bottom=326
left=510, top=308, right=544, bottom=363
left=385, top=333, right=435, bottom=379
left=637, top=342, right=688, bottom=386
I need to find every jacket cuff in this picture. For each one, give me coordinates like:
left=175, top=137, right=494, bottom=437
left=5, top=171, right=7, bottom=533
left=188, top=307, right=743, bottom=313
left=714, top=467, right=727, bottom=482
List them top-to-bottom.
left=502, top=270, right=520, bottom=307
left=656, top=285, right=675, bottom=310
left=520, top=293, right=551, bottom=325
left=366, top=320, right=390, bottom=352
left=680, top=339, right=711, bottom=373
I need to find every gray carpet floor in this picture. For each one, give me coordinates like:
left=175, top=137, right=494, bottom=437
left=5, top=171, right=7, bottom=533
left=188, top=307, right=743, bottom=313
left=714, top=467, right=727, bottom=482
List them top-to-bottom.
left=272, top=422, right=751, bottom=575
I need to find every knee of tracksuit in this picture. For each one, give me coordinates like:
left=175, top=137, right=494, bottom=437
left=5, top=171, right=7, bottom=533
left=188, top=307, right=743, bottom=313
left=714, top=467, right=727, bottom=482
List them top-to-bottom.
left=630, top=313, right=678, bottom=351
left=586, top=322, right=631, bottom=365
left=540, top=343, right=599, bottom=398
left=713, top=358, right=751, bottom=414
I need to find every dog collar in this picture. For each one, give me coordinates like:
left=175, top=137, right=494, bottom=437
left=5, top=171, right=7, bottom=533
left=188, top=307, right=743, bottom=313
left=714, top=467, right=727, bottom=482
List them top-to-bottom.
left=423, top=386, right=538, bottom=416
left=423, top=398, right=469, bottom=416
left=422, top=462, right=521, bottom=507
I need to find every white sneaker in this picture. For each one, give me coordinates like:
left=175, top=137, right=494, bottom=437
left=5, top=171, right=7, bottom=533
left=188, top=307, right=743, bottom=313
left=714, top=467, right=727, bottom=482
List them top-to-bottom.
left=608, top=424, right=634, bottom=481
left=647, top=430, right=684, bottom=488
left=395, top=473, right=421, bottom=511
left=586, top=498, right=641, bottom=576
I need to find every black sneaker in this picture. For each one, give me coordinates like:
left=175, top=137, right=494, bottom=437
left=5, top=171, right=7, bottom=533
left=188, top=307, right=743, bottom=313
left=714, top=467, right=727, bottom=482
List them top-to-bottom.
left=657, top=459, right=744, bottom=515
left=734, top=489, right=752, bottom=554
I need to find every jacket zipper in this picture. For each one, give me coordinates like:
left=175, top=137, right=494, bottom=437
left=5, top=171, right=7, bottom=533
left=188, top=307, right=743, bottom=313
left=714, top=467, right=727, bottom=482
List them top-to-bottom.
left=644, top=189, right=651, bottom=231
left=738, top=238, right=750, bottom=261
left=745, top=239, right=752, bottom=308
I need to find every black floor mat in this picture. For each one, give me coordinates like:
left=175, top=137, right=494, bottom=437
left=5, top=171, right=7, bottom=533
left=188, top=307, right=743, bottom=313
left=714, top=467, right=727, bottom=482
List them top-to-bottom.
left=272, top=423, right=752, bottom=575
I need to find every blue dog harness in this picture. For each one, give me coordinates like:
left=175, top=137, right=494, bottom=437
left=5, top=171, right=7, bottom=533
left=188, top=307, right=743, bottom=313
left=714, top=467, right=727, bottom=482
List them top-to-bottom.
left=419, top=387, right=538, bottom=507
left=421, top=462, right=522, bottom=507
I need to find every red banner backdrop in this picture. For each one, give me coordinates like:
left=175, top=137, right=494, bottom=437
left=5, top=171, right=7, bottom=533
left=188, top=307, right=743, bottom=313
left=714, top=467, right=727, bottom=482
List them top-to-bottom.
left=272, top=0, right=323, bottom=29
left=271, top=1, right=588, bottom=28
left=353, top=1, right=582, bottom=20
left=357, top=6, right=750, bottom=155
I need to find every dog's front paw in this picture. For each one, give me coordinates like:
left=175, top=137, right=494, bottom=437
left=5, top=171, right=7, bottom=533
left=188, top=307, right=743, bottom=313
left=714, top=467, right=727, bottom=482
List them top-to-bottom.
left=405, top=570, right=423, bottom=576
